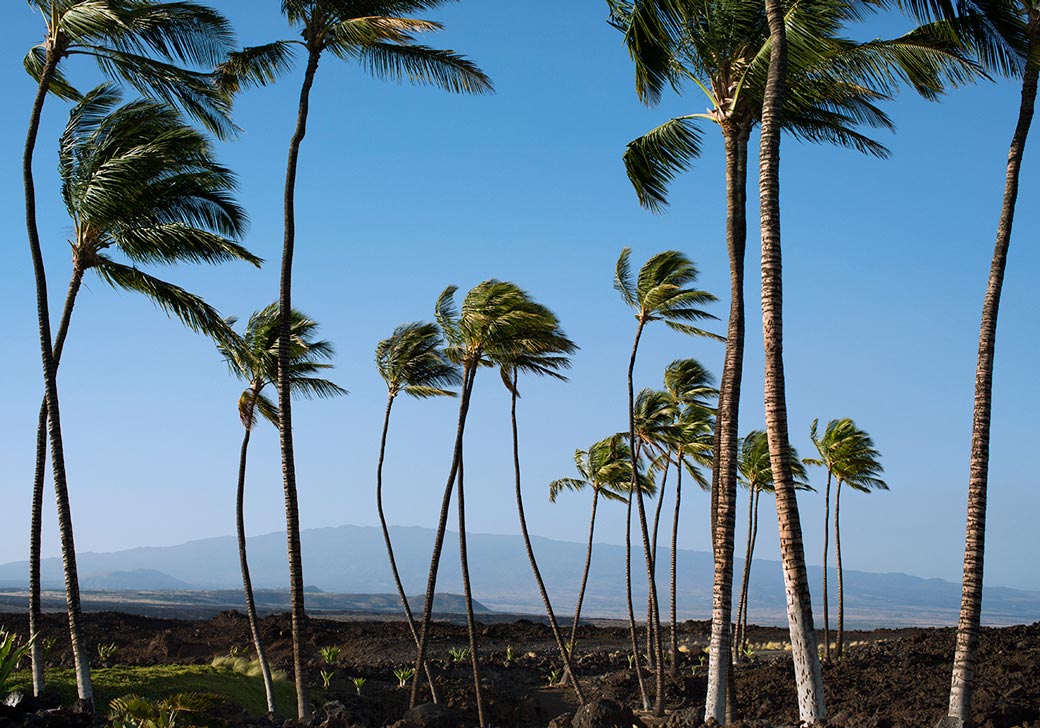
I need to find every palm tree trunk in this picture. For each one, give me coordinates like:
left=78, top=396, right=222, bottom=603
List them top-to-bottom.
left=759, top=0, right=825, bottom=721
left=940, top=35, right=1038, bottom=728
left=23, top=46, right=92, bottom=706
left=278, top=48, right=321, bottom=721
left=705, top=125, right=749, bottom=723
left=29, top=263, right=86, bottom=695
left=626, top=322, right=665, bottom=716
left=410, top=364, right=475, bottom=709
left=509, top=378, right=586, bottom=704
left=377, top=396, right=439, bottom=704
left=236, top=422, right=276, bottom=714
left=456, top=438, right=486, bottom=727
left=669, top=449, right=682, bottom=677
left=648, top=458, right=669, bottom=669
left=823, top=471, right=832, bottom=661
left=834, top=479, right=844, bottom=660
left=735, top=484, right=755, bottom=660
left=745, top=488, right=762, bottom=650
left=566, top=490, right=599, bottom=671
left=623, top=490, right=650, bottom=711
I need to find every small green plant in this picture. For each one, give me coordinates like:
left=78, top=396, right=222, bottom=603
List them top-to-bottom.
left=1, top=629, right=36, bottom=693
left=41, top=635, right=58, bottom=657
left=97, top=642, right=119, bottom=663
left=505, top=644, right=516, bottom=661
left=742, top=644, right=756, bottom=663
left=227, top=645, right=242, bottom=658
left=319, top=645, right=341, bottom=665
left=449, top=646, right=471, bottom=662
left=626, top=654, right=635, bottom=669
left=691, top=654, right=707, bottom=676
left=211, top=655, right=287, bottom=682
left=393, top=667, right=415, bottom=688
left=546, top=668, right=562, bottom=686
left=320, top=669, right=334, bottom=690
left=351, top=676, right=366, bottom=695
left=109, top=692, right=218, bottom=728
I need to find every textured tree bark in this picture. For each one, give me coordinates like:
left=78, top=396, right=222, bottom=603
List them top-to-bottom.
left=759, top=0, right=825, bottom=721
left=277, top=48, right=321, bottom=720
left=456, top=442, right=486, bottom=727
left=669, top=450, right=682, bottom=677
left=823, top=471, right=833, bottom=661
left=835, top=479, right=845, bottom=659
left=734, top=484, right=755, bottom=659
left=623, top=489, right=650, bottom=711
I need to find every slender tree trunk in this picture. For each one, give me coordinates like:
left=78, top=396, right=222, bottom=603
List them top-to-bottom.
left=760, top=0, right=825, bottom=719
left=940, top=33, right=1038, bottom=728
left=23, top=46, right=92, bottom=706
left=278, top=48, right=321, bottom=720
left=705, top=126, right=749, bottom=723
left=29, top=264, right=85, bottom=695
left=626, top=323, right=665, bottom=716
left=410, top=364, right=476, bottom=708
left=509, top=378, right=586, bottom=704
left=376, top=396, right=439, bottom=703
left=236, top=422, right=276, bottom=715
left=456, top=437, right=486, bottom=727
left=669, top=449, right=682, bottom=677
left=648, top=459, right=669, bottom=669
left=823, top=471, right=832, bottom=661
left=834, top=479, right=845, bottom=660
left=735, top=484, right=755, bottom=659
left=745, top=488, right=762, bottom=651
left=564, top=489, right=600, bottom=681
left=624, top=489, right=650, bottom=711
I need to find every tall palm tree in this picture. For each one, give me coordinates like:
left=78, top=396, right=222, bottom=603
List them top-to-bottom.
left=22, top=1, right=238, bottom=704
left=608, top=1, right=976, bottom=720
left=220, top=10, right=491, bottom=717
left=29, top=82, right=256, bottom=700
left=615, top=247, right=719, bottom=716
left=409, top=281, right=562, bottom=725
left=220, top=304, right=345, bottom=715
left=500, top=314, right=584, bottom=704
left=375, top=321, right=461, bottom=704
left=808, top=420, right=886, bottom=659
left=733, top=431, right=810, bottom=657
left=549, top=436, right=632, bottom=669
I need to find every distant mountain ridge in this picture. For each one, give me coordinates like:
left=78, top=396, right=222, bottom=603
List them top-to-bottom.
left=1, top=524, right=1037, bottom=628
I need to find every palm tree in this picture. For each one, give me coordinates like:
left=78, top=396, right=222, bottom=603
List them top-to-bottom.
left=21, top=1, right=238, bottom=704
left=608, top=1, right=976, bottom=720
left=219, top=10, right=491, bottom=717
left=28, top=82, right=257, bottom=700
left=615, top=247, right=719, bottom=716
left=409, top=281, right=563, bottom=725
left=220, top=304, right=345, bottom=715
left=500, top=314, right=585, bottom=704
left=375, top=321, right=461, bottom=704
left=808, top=420, right=886, bottom=659
left=733, top=431, right=810, bottom=658
left=549, top=436, right=632, bottom=669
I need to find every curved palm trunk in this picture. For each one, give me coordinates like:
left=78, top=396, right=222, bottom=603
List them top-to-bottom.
left=759, top=1, right=825, bottom=721
left=940, top=36, right=1038, bottom=728
left=23, top=48, right=92, bottom=704
left=278, top=48, right=322, bottom=720
left=705, top=126, right=749, bottom=724
left=29, top=264, right=86, bottom=694
left=626, top=322, right=665, bottom=716
left=409, top=364, right=475, bottom=708
left=509, top=380, right=585, bottom=704
left=376, top=396, right=440, bottom=704
left=236, top=423, right=276, bottom=714
left=456, top=441, right=486, bottom=727
left=669, top=450, right=682, bottom=677
left=648, top=459, right=669, bottom=668
left=822, top=471, right=833, bottom=661
left=834, top=479, right=845, bottom=660
left=734, top=484, right=755, bottom=659
left=745, top=488, right=762, bottom=650
left=566, top=490, right=600, bottom=668
left=623, top=490, right=650, bottom=711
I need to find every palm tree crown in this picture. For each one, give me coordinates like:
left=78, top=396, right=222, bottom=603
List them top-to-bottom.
left=615, top=248, right=720, bottom=337
left=376, top=321, right=461, bottom=400
left=806, top=418, right=888, bottom=493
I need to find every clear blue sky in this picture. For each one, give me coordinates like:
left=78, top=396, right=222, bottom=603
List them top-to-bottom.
left=2, top=2, right=1038, bottom=595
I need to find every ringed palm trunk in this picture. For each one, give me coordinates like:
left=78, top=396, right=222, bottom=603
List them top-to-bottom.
left=759, top=0, right=825, bottom=721
left=940, top=32, right=1038, bottom=728
left=23, top=45, right=93, bottom=704
left=277, top=47, right=322, bottom=720
left=705, top=124, right=750, bottom=723
left=29, top=264, right=86, bottom=695
left=626, top=322, right=665, bottom=716
left=409, top=364, right=476, bottom=709
left=509, top=379, right=585, bottom=704
left=376, top=396, right=440, bottom=704
left=235, top=418, right=276, bottom=714
left=456, top=439, right=486, bottom=727
left=669, top=448, right=682, bottom=677
left=648, top=458, right=669, bottom=669
left=823, top=471, right=833, bottom=661
left=834, top=478, right=845, bottom=659
left=734, top=484, right=755, bottom=659
left=623, top=488, right=650, bottom=711
left=744, top=488, right=762, bottom=652
left=566, top=489, right=600, bottom=669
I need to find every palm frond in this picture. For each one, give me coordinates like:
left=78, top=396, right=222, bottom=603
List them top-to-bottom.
left=215, top=41, right=298, bottom=96
left=357, top=42, right=493, bottom=94
left=624, top=115, right=704, bottom=212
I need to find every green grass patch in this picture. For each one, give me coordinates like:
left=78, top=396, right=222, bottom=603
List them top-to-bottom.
left=6, top=665, right=296, bottom=717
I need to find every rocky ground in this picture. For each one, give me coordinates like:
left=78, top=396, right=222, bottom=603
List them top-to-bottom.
left=1, top=611, right=1038, bottom=727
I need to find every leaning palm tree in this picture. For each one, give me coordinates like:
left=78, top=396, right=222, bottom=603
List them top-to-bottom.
left=22, top=1, right=238, bottom=704
left=218, top=10, right=491, bottom=717
left=28, top=83, right=257, bottom=700
left=615, top=247, right=719, bottom=716
left=220, top=304, right=345, bottom=715
left=500, top=316, right=585, bottom=704
left=375, top=321, right=461, bottom=704
left=733, top=431, right=810, bottom=657
left=549, top=435, right=632, bottom=669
